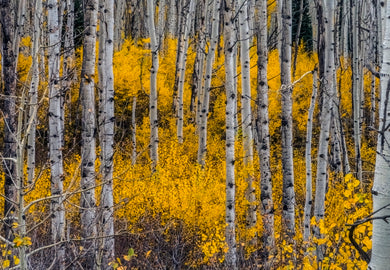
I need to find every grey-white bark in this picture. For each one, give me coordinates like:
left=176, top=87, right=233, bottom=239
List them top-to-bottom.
left=1, top=0, right=19, bottom=246
left=27, top=0, right=42, bottom=186
left=48, top=0, right=66, bottom=268
left=80, top=0, right=98, bottom=268
left=98, top=0, right=115, bottom=267
left=114, top=0, right=126, bottom=50
left=147, top=0, right=160, bottom=170
left=157, top=0, right=166, bottom=45
left=167, top=0, right=178, bottom=37
left=177, top=0, right=196, bottom=143
left=195, top=0, right=209, bottom=128
left=197, top=0, right=220, bottom=166
left=224, top=0, right=237, bottom=268
left=238, top=0, right=256, bottom=229
left=256, top=0, right=275, bottom=267
left=280, top=0, right=295, bottom=239
left=313, top=0, right=337, bottom=261
left=351, top=0, right=363, bottom=181
left=369, top=1, right=390, bottom=268
left=303, top=70, right=317, bottom=242
left=132, top=96, right=137, bottom=165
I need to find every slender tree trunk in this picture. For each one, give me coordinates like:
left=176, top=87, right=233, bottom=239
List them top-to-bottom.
left=1, top=0, right=18, bottom=245
left=27, top=0, right=42, bottom=186
left=48, top=0, right=66, bottom=268
left=80, top=0, right=98, bottom=268
left=98, top=0, right=115, bottom=267
left=114, top=0, right=126, bottom=50
left=147, top=0, right=160, bottom=171
left=157, top=0, right=166, bottom=46
left=167, top=0, right=177, bottom=37
left=177, top=0, right=196, bottom=143
left=195, top=0, right=209, bottom=129
left=197, top=0, right=220, bottom=166
left=238, top=0, right=256, bottom=230
left=256, top=0, right=275, bottom=267
left=280, top=0, right=295, bottom=241
left=309, top=0, right=318, bottom=52
left=313, top=0, right=336, bottom=261
left=351, top=0, right=363, bottom=181
left=224, top=1, right=237, bottom=268
left=369, top=2, right=390, bottom=268
left=303, top=70, right=317, bottom=242
left=132, top=96, right=137, bottom=165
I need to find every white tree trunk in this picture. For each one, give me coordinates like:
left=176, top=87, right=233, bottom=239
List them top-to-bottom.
left=1, top=0, right=18, bottom=246
left=27, top=0, right=42, bottom=186
left=48, top=0, right=66, bottom=267
left=80, top=0, right=98, bottom=267
left=98, top=0, right=115, bottom=267
left=147, top=0, right=160, bottom=171
left=167, top=0, right=177, bottom=37
left=177, top=0, right=196, bottom=143
left=195, top=0, right=209, bottom=128
left=197, top=0, right=220, bottom=166
left=238, top=0, right=256, bottom=229
left=256, top=0, right=275, bottom=267
left=280, top=0, right=295, bottom=239
left=313, top=0, right=337, bottom=261
left=352, top=0, right=363, bottom=181
left=224, top=1, right=237, bottom=268
left=369, top=1, right=390, bottom=268
left=303, top=70, right=317, bottom=242
left=132, top=96, right=137, bottom=165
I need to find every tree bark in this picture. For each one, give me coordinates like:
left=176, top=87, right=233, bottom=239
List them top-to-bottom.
left=1, top=0, right=18, bottom=246
left=27, top=0, right=42, bottom=186
left=48, top=0, right=66, bottom=268
left=80, top=0, right=98, bottom=268
left=98, top=0, right=115, bottom=267
left=147, top=0, right=160, bottom=171
left=177, top=0, right=196, bottom=143
left=197, top=0, right=220, bottom=166
left=238, top=0, right=256, bottom=230
left=256, top=0, right=275, bottom=267
left=280, top=0, right=295, bottom=240
left=313, top=0, right=337, bottom=261
left=351, top=0, right=363, bottom=181
left=224, top=1, right=237, bottom=268
left=369, top=1, right=390, bottom=268
left=303, top=70, right=317, bottom=242
left=132, top=96, right=137, bottom=165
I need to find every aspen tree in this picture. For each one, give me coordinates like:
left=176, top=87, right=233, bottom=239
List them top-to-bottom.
left=1, top=0, right=19, bottom=244
left=27, top=0, right=42, bottom=186
left=48, top=0, right=66, bottom=267
left=80, top=0, right=98, bottom=267
left=98, top=0, right=115, bottom=267
left=114, top=0, right=126, bottom=50
left=147, top=0, right=160, bottom=170
left=167, top=0, right=178, bottom=37
left=177, top=0, right=196, bottom=143
left=194, top=0, right=209, bottom=127
left=197, top=0, right=220, bottom=166
left=224, top=0, right=237, bottom=267
left=237, top=0, right=256, bottom=231
left=256, top=0, right=275, bottom=266
left=280, top=0, right=295, bottom=239
left=313, top=0, right=337, bottom=261
left=351, top=0, right=363, bottom=181
left=369, top=1, right=390, bottom=268
left=303, top=70, right=317, bottom=242
left=132, top=96, right=137, bottom=165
